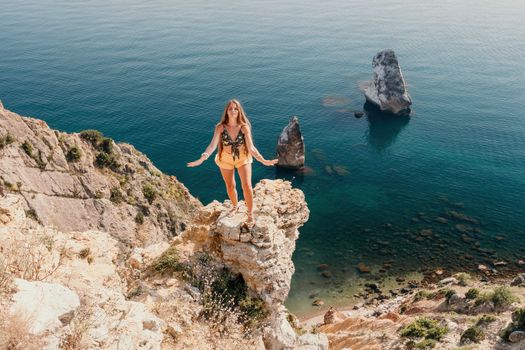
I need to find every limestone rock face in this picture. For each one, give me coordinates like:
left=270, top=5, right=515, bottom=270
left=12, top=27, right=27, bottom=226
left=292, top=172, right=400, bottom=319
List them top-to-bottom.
left=364, top=49, right=412, bottom=115
left=0, top=103, right=200, bottom=246
left=276, top=116, right=305, bottom=169
left=180, top=179, right=329, bottom=349
left=187, top=179, right=309, bottom=307
left=0, top=195, right=167, bottom=350
left=10, top=279, right=80, bottom=334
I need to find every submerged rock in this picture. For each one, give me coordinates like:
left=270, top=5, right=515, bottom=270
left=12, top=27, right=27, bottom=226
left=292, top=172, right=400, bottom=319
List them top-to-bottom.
left=364, top=49, right=412, bottom=115
left=276, top=116, right=305, bottom=169
left=357, top=262, right=371, bottom=273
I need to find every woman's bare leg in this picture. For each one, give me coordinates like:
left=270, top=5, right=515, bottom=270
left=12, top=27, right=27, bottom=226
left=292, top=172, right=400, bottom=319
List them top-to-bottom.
left=237, top=163, right=253, bottom=222
left=219, top=167, right=238, bottom=208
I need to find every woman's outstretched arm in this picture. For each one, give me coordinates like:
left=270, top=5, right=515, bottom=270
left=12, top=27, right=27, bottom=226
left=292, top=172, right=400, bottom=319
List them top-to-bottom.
left=187, top=124, right=222, bottom=167
left=242, top=125, right=278, bottom=166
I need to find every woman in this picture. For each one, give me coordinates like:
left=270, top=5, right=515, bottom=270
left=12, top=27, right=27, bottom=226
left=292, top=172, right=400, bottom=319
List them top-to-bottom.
left=187, top=99, right=278, bottom=226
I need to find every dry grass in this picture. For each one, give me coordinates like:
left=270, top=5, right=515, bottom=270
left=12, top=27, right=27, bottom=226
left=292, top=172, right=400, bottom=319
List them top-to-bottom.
left=0, top=234, right=66, bottom=294
left=187, top=254, right=267, bottom=339
left=59, top=298, right=98, bottom=350
left=0, top=310, right=44, bottom=350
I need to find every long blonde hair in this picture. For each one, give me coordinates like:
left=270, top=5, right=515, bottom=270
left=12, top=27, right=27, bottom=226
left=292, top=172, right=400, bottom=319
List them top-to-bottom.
left=217, top=99, right=251, bottom=159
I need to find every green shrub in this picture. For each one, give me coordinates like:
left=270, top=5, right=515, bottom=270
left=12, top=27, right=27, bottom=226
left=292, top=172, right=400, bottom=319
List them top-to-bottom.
left=80, top=130, right=103, bottom=145
left=0, top=133, right=15, bottom=149
left=99, top=137, right=113, bottom=153
left=21, top=140, right=33, bottom=156
left=66, top=146, right=81, bottom=162
left=35, top=150, right=46, bottom=169
left=95, top=152, right=120, bottom=171
left=3, top=181, right=18, bottom=191
left=142, top=184, right=157, bottom=204
left=110, top=187, right=124, bottom=204
left=25, top=208, right=39, bottom=222
left=135, top=211, right=144, bottom=224
left=151, top=246, right=184, bottom=274
left=200, top=266, right=268, bottom=328
left=456, top=272, right=471, bottom=286
left=492, top=286, right=519, bottom=309
left=475, top=287, right=517, bottom=310
left=465, top=288, right=479, bottom=300
left=445, top=289, right=457, bottom=303
left=414, top=290, right=432, bottom=302
left=475, top=291, right=492, bottom=306
left=238, top=295, right=268, bottom=328
left=500, top=308, right=525, bottom=341
left=512, top=308, right=525, bottom=329
left=476, top=314, right=497, bottom=326
left=400, top=318, right=448, bottom=341
left=426, top=324, right=448, bottom=340
left=461, top=326, right=485, bottom=343
left=415, top=339, right=437, bottom=349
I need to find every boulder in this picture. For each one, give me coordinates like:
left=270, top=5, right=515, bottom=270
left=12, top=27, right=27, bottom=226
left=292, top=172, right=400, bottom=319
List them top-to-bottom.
left=364, top=49, right=412, bottom=115
left=276, top=116, right=305, bottom=169
left=511, top=274, right=525, bottom=286
left=438, top=277, right=458, bottom=286
left=323, top=306, right=346, bottom=325
left=262, top=307, right=298, bottom=350
left=509, top=330, right=525, bottom=343
left=296, top=333, right=329, bottom=350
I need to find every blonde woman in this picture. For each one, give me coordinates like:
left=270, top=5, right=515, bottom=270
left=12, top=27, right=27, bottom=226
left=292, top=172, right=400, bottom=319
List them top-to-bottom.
left=187, top=99, right=278, bottom=226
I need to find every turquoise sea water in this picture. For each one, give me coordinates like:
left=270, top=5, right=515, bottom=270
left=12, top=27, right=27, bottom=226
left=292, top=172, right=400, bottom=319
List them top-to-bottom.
left=1, top=0, right=524, bottom=316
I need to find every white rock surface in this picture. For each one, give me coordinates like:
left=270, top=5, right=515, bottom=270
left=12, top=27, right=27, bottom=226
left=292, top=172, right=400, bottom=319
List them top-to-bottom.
left=10, top=278, right=80, bottom=334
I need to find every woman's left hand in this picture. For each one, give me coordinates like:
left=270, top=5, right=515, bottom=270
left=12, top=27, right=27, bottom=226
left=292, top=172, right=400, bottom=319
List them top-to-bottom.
left=187, top=158, right=205, bottom=167
left=261, top=158, right=278, bottom=166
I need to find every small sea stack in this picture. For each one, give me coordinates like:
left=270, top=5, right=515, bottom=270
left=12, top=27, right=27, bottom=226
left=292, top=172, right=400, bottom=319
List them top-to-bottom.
left=364, top=49, right=412, bottom=116
left=276, top=116, right=305, bottom=169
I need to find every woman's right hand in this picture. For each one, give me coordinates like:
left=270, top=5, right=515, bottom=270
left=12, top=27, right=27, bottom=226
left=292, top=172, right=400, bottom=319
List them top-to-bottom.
left=187, top=158, right=205, bottom=167
left=261, top=158, right=278, bottom=166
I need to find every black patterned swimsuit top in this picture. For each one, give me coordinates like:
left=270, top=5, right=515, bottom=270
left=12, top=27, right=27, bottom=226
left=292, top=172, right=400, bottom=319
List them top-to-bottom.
left=221, top=126, right=246, bottom=160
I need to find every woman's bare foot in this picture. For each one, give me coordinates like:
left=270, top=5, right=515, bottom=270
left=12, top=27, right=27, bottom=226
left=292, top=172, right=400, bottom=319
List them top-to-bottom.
left=228, top=203, right=238, bottom=216
left=245, top=211, right=255, bottom=228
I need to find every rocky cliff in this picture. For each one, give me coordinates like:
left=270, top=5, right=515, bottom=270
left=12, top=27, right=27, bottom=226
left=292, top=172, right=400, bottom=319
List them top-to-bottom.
left=0, top=101, right=200, bottom=247
left=0, top=103, right=326, bottom=349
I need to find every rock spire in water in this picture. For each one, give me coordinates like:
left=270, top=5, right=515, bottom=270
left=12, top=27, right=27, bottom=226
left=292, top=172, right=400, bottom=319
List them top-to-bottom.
left=365, top=49, right=412, bottom=116
left=276, top=116, right=305, bottom=169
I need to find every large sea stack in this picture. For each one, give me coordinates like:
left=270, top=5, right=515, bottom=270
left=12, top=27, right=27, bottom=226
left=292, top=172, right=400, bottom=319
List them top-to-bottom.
left=364, top=49, right=412, bottom=116
left=276, top=116, right=305, bottom=169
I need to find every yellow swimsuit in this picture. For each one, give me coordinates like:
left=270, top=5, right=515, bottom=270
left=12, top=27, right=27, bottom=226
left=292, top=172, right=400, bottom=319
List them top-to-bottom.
left=214, top=127, right=253, bottom=170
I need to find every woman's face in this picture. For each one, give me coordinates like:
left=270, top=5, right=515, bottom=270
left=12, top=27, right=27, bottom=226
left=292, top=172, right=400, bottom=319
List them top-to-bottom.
left=227, top=102, right=239, bottom=121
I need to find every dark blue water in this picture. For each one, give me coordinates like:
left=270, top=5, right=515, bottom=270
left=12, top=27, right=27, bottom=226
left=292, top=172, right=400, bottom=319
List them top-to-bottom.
left=1, top=0, right=524, bottom=315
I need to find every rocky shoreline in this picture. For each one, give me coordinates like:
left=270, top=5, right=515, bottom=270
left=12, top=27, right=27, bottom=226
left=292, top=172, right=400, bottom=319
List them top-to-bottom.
left=298, top=272, right=525, bottom=349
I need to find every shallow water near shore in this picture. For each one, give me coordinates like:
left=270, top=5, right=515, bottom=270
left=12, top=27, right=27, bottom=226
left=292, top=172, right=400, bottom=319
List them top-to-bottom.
left=1, top=0, right=525, bottom=317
